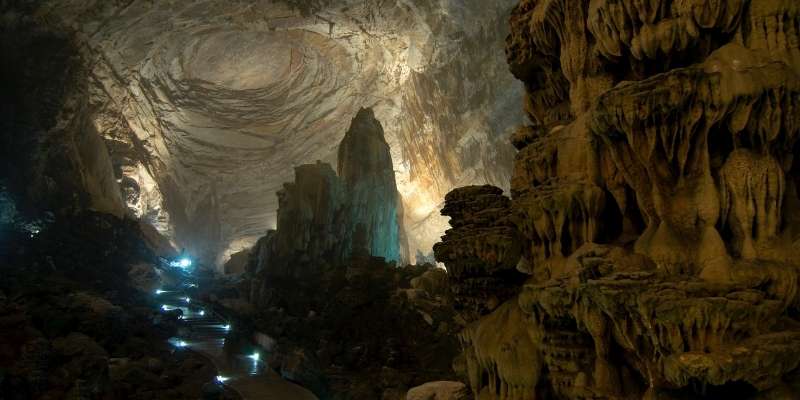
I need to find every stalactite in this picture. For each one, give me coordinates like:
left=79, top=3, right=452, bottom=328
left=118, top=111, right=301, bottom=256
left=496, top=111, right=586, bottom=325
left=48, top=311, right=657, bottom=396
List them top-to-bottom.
left=588, top=0, right=746, bottom=61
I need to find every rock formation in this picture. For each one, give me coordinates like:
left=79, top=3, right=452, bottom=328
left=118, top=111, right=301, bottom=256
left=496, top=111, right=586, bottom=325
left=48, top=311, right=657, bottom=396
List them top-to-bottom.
left=436, top=0, right=800, bottom=399
left=248, top=108, right=404, bottom=282
left=338, top=108, right=407, bottom=265
left=220, top=110, right=463, bottom=399
left=257, top=161, right=345, bottom=278
left=434, top=186, right=527, bottom=323
left=406, top=381, right=469, bottom=400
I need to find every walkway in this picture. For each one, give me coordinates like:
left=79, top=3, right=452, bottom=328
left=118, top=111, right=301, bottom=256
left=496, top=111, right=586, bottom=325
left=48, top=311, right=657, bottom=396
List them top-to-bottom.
left=156, top=272, right=318, bottom=400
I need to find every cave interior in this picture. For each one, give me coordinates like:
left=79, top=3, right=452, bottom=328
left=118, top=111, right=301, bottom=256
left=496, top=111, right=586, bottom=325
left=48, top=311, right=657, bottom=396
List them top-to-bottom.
left=1, top=0, right=800, bottom=399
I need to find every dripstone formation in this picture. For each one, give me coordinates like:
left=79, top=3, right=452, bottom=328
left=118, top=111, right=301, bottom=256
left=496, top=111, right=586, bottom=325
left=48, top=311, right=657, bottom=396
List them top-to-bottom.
left=436, top=1, right=800, bottom=399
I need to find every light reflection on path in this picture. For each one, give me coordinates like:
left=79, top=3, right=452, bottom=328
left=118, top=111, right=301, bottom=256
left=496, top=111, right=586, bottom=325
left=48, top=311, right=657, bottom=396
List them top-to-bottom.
left=157, top=283, right=317, bottom=400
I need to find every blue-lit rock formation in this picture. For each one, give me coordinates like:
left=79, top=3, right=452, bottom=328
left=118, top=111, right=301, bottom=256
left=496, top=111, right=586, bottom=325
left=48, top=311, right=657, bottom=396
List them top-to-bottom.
left=249, top=108, right=404, bottom=278
left=338, top=108, right=407, bottom=264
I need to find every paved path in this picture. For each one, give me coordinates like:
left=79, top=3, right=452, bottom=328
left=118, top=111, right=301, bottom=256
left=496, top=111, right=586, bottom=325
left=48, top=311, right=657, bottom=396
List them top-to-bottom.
left=157, top=279, right=317, bottom=400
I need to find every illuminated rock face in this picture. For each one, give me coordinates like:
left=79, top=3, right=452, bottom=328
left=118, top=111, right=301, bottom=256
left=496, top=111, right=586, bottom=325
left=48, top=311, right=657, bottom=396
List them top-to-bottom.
left=15, top=0, right=524, bottom=268
left=437, top=0, right=800, bottom=399
left=249, top=108, right=402, bottom=279
left=338, top=108, right=406, bottom=264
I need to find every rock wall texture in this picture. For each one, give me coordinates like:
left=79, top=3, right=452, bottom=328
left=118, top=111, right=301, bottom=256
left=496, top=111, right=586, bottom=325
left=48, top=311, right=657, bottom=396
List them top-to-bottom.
left=2, top=0, right=525, bottom=267
left=436, top=0, right=800, bottom=399
left=0, top=17, right=124, bottom=220
left=248, top=108, right=404, bottom=281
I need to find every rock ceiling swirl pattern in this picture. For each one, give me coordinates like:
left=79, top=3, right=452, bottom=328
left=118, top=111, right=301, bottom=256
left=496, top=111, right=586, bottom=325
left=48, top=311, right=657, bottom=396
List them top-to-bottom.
left=37, top=0, right=523, bottom=265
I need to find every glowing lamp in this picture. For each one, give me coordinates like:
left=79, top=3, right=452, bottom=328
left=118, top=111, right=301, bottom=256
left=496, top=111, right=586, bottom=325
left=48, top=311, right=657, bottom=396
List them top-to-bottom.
left=170, top=257, right=193, bottom=269
left=155, top=289, right=165, bottom=295
left=184, top=297, right=191, bottom=303
left=199, top=310, right=205, bottom=316
left=223, top=324, right=231, bottom=331
left=176, top=340, right=188, bottom=347
left=249, top=352, right=260, bottom=362
left=216, top=375, right=229, bottom=383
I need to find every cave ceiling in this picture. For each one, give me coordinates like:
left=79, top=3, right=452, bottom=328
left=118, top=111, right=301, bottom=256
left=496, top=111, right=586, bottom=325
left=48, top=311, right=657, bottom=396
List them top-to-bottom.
left=36, top=0, right=524, bottom=265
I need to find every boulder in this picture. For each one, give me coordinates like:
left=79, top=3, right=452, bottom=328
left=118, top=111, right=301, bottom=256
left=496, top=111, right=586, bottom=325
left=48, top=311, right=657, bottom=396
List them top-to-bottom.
left=223, top=249, right=250, bottom=275
left=127, top=263, right=162, bottom=293
left=406, top=381, right=468, bottom=400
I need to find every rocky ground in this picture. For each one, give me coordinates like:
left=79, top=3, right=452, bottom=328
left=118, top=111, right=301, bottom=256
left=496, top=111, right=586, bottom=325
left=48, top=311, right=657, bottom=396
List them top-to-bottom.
left=197, top=106, right=471, bottom=400
left=0, top=212, right=238, bottom=400
left=206, top=256, right=465, bottom=400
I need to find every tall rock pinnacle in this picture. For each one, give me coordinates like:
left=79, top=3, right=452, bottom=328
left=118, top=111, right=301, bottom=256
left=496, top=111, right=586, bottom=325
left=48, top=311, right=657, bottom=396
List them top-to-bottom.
left=338, top=108, right=405, bottom=263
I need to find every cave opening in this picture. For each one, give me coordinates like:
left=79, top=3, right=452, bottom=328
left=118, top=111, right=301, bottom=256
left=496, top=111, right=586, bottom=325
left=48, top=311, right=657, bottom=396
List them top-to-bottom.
left=623, top=185, right=648, bottom=239
left=596, top=189, right=625, bottom=244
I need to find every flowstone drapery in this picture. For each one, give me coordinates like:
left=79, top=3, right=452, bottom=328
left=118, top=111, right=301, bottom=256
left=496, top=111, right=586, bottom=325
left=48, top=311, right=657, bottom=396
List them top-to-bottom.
left=436, top=1, right=800, bottom=398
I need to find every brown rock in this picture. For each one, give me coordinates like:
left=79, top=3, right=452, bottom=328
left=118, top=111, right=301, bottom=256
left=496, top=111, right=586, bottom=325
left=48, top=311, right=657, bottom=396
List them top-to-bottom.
left=436, top=1, right=800, bottom=399
left=433, top=185, right=527, bottom=322
left=406, top=381, right=468, bottom=400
